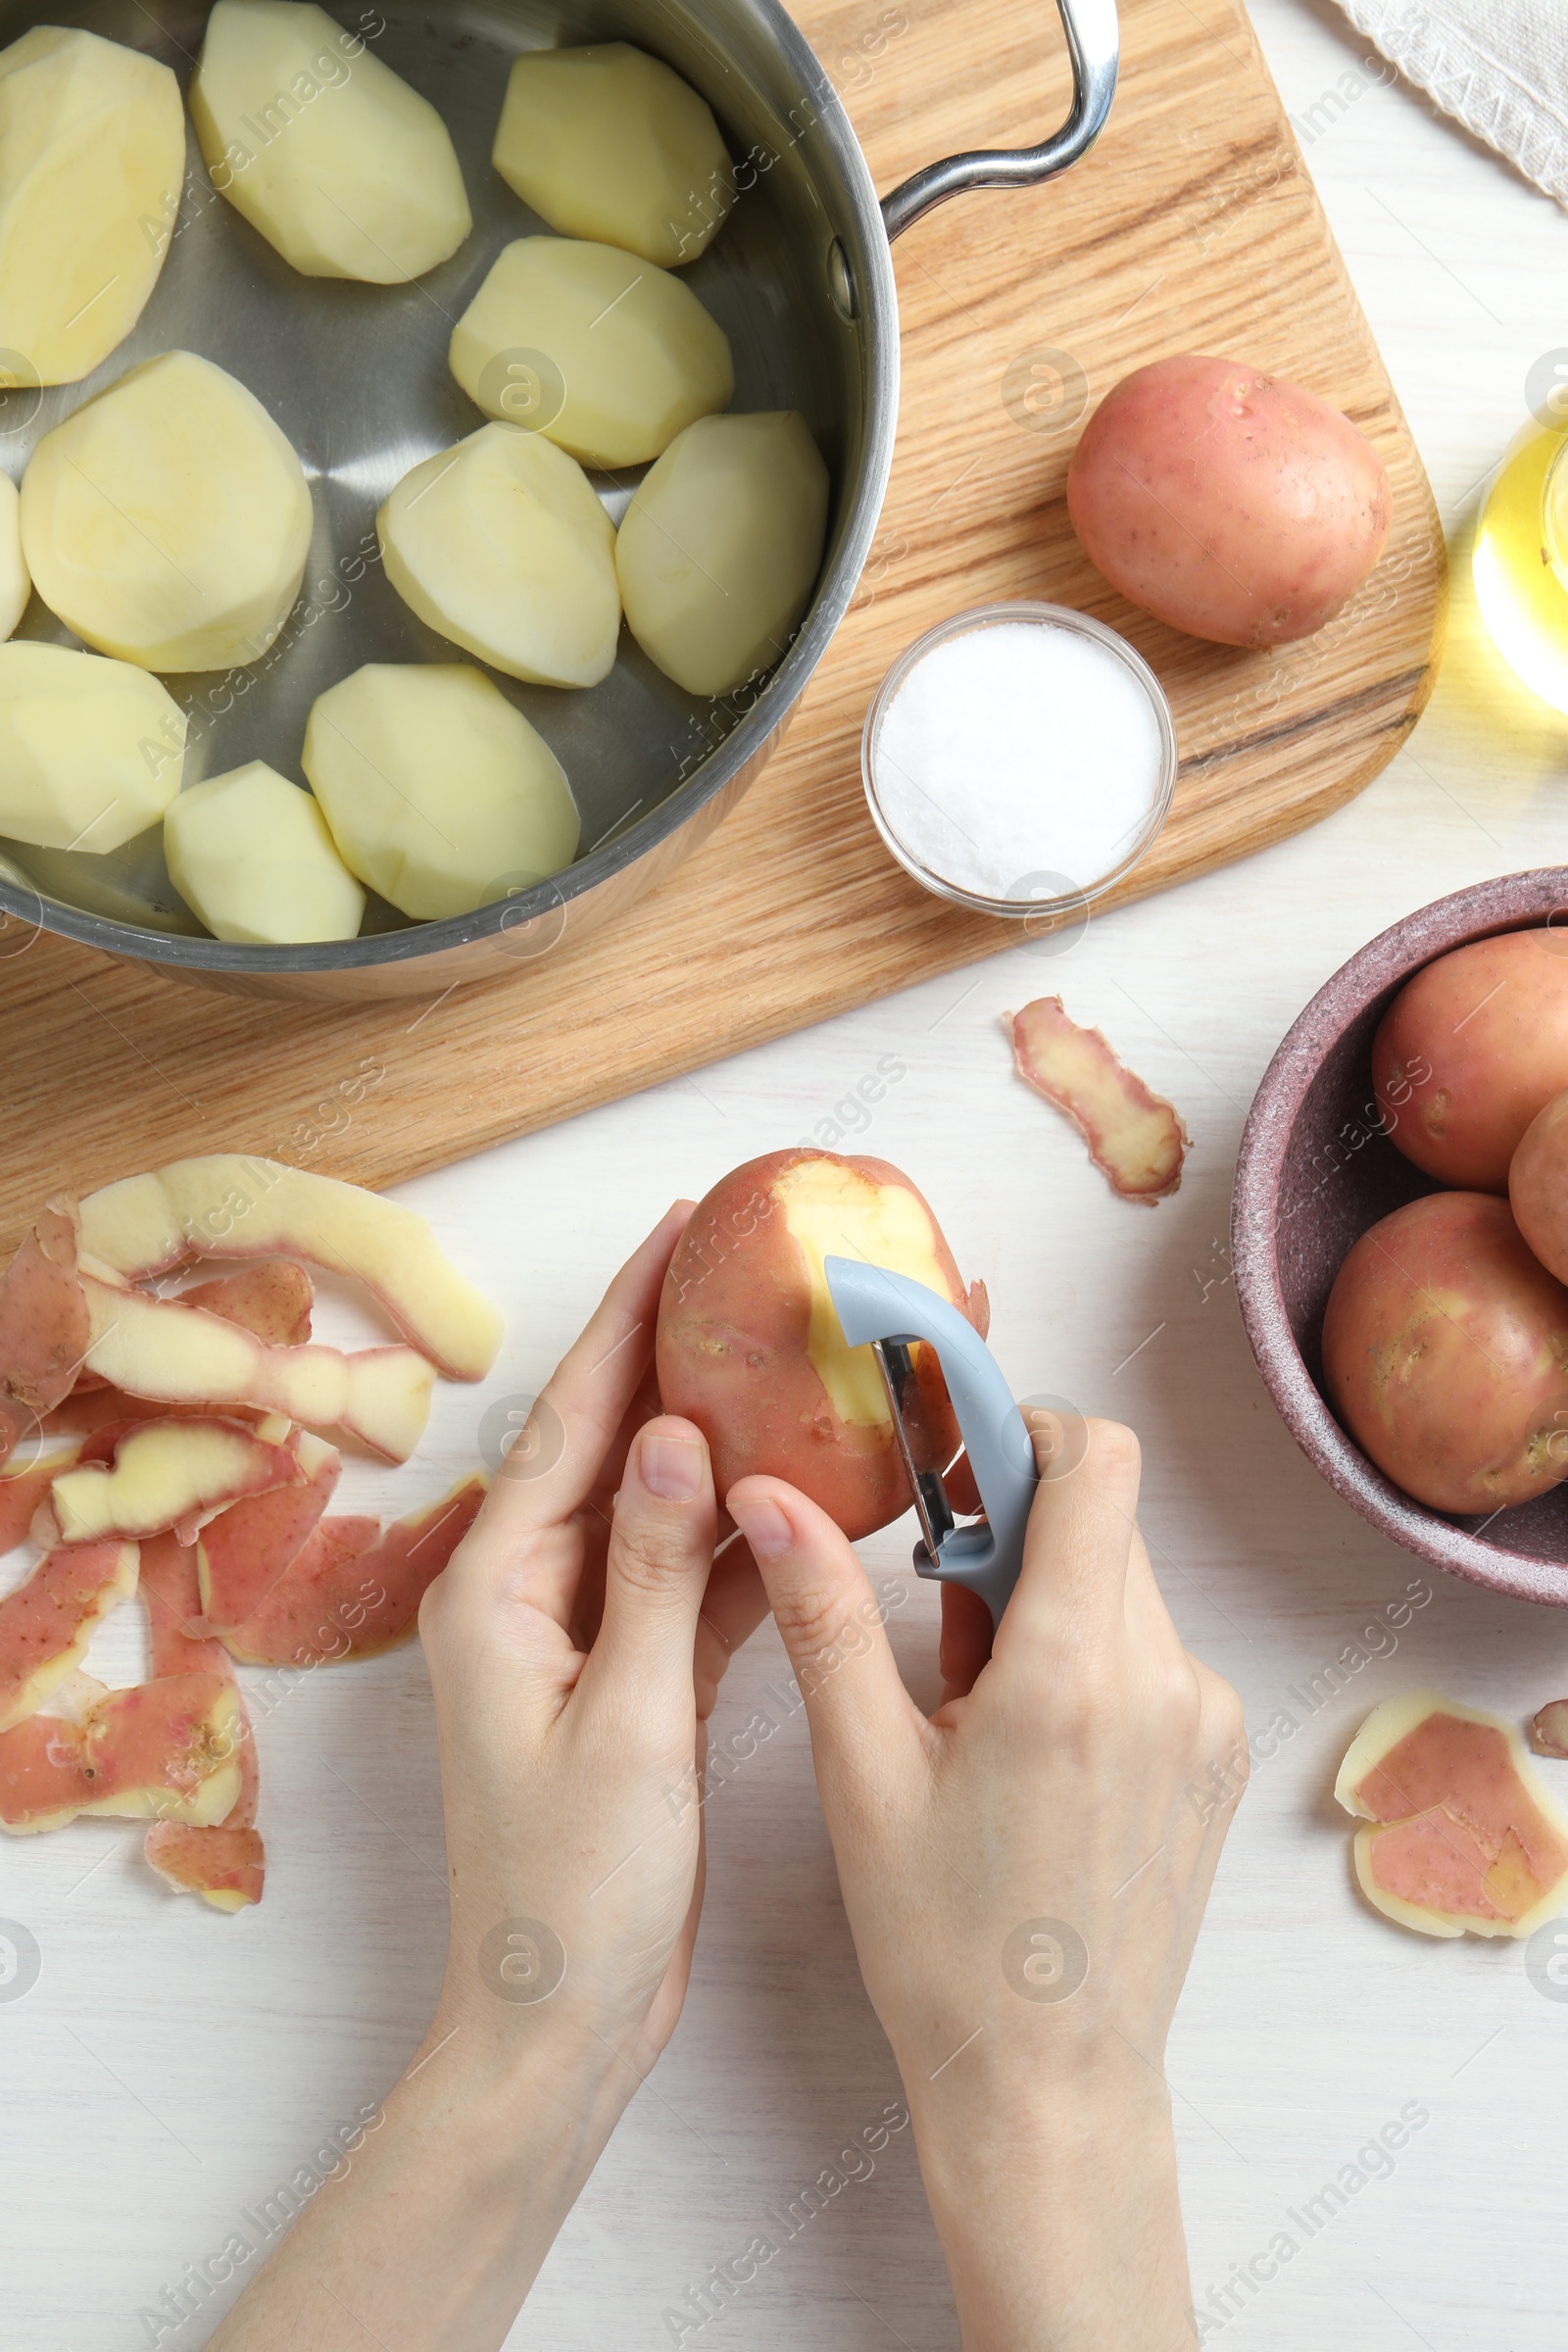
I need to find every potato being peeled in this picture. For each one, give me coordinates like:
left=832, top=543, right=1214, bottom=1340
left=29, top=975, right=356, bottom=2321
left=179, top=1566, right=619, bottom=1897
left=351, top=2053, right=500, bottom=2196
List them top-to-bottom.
left=190, top=0, right=470, bottom=282
left=0, top=26, right=184, bottom=385
left=493, top=43, right=732, bottom=269
left=449, top=237, right=733, bottom=469
left=21, top=350, right=314, bottom=673
left=1066, top=354, right=1391, bottom=647
left=616, top=412, right=828, bottom=696
left=378, top=424, right=619, bottom=689
left=303, top=662, right=579, bottom=921
left=1373, top=932, right=1568, bottom=1192
left=656, top=1150, right=988, bottom=1540
left=1321, top=1192, right=1568, bottom=1514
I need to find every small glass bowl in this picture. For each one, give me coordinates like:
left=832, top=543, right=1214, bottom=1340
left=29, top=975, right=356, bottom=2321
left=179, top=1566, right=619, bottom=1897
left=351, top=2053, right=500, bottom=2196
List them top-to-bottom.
left=859, top=600, right=1178, bottom=922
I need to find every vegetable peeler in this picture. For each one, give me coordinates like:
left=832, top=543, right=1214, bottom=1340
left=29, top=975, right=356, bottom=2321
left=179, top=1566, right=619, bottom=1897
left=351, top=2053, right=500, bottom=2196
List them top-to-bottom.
left=824, top=1257, right=1039, bottom=1629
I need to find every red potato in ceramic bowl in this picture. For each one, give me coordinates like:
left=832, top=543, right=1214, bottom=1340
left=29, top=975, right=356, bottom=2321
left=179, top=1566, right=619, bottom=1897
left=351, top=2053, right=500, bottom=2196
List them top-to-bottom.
left=1065, top=353, right=1391, bottom=647
left=1372, top=931, right=1568, bottom=1192
left=1511, top=1087, right=1568, bottom=1281
left=656, top=1150, right=987, bottom=1540
left=1321, top=1191, right=1568, bottom=1515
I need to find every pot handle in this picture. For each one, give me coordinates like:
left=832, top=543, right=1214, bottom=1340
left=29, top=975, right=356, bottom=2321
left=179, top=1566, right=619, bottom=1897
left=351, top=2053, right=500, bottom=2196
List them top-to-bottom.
left=879, top=0, right=1118, bottom=241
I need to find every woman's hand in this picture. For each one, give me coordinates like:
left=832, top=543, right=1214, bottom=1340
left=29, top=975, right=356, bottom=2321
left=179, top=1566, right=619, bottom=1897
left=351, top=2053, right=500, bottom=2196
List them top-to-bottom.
left=421, top=1200, right=764, bottom=2084
left=210, top=1206, right=767, bottom=2352
left=726, top=1415, right=1246, bottom=2352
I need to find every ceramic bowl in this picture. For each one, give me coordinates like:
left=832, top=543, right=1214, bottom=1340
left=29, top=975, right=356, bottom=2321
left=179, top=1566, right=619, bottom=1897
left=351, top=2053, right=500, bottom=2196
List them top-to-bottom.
left=1232, top=868, right=1568, bottom=1606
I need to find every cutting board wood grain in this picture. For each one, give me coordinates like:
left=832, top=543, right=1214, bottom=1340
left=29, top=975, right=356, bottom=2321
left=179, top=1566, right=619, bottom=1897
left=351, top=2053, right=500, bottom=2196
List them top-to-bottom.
left=0, top=0, right=1444, bottom=1249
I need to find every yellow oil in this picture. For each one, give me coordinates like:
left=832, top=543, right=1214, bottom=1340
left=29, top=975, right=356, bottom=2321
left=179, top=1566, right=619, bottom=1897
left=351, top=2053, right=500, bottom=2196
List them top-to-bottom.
left=1472, top=421, right=1568, bottom=714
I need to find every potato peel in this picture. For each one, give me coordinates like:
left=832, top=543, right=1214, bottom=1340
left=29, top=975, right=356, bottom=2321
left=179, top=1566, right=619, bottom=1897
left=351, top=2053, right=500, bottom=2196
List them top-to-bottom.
left=1006, top=998, right=1190, bottom=1202
left=0, top=1153, right=496, bottom=1914
left=79, top=1155, right=501, bottom=1381
left=0, top=1195, right=91, bottom=1460
left=50, top=1415, right=301, bottom=1545
left=196, top=1433, right=341, bottom=1631
left=0, top=1447, right=78, bottom=1552
left=220, top=1474, right=486, bottom=1666
left=140, top=1533, right=262, bottom=1909
left=0, top=1539, right=137, bottom=1731
left=0, top=1671, right=242, bottom=1834
left=1337, top=1690, right=1568, bottom=1938
left=1533, top=1700, right=1568, bottom=1759
left=144, top=1821, right=264, bottom=1911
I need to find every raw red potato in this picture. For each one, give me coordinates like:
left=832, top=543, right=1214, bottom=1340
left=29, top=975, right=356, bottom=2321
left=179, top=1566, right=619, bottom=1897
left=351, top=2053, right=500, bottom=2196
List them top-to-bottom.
left=1065, top=353, right=1391, bottom=648
left=1373, top=932, right=1568, bottom=1191
left=1007, top=997, right=1189, bottom=1202
left=1510, top=1084, right=1568, bottom=1286
left=657, top=1151, right=986, bottom=1541
left=79, top=1155, right=502, bottom=1380
left=1321, top=1192, right=1568, bottom=1513
left=0, top=1195, right=91, bottom=1464
left=78, top=1271, right=436, bottom=1461
left=47, top=1414, right=301, bottom=1545
left=196, top=1430, right=341, bottom=1629
left=0, top=1448, right=78, bottom=1551
left=220, top=1474, right=486, bottom=1665
left=0, top=1540, right=136, bottom=1730
left=0, top=1670, right=242, bottom=1834
left=1337, top=1690, right=1568, bottom=1937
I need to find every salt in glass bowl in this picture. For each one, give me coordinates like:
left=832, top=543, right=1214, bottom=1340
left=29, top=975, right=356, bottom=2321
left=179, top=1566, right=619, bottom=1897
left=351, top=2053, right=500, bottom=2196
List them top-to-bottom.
left=859, top=600, right=1178, bottom=924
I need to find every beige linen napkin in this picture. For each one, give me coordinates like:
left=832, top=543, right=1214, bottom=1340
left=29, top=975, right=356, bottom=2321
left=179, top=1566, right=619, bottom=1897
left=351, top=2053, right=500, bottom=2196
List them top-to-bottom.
left=1336, top=0, right=1568, bottom=205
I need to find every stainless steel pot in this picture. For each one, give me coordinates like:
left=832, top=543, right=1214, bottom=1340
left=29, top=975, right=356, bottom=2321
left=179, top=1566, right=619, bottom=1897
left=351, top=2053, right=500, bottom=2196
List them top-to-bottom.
left=0, top=0, right=1117, bottom=1000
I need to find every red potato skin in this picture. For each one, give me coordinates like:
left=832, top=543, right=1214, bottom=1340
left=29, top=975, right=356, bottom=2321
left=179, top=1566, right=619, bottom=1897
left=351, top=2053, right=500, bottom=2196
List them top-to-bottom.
left=1065, top=354, right=1391, bottom=647
left=1374, top=933, right=1568, bottom=1192
left=1510, top=1086, right=1568, bottom=1282
left=656, top=1151, right=988, bottom=1542
left=1322, top=1192, right=1568, bottom=1513
left=0, top=1198, right=90, bottom=1465
left=179, top=1261, right=314, bottom=1347
left=0, top=1451, right=76, bottom=1553
left=220, top=1475, right=486, bottom=1666
left=140, top=1532, right=259, bottom=1830
left=0, top=1671, right=234, bottom=1827
left=144, top=1821, right=264, bottom=1905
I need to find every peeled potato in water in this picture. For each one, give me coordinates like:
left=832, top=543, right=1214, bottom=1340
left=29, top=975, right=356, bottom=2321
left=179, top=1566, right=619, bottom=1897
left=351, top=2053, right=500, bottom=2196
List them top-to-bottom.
left=191, top=0, right=470, bottom=283
left=0, top=25, right=184, bottom=385
left=493, top=43, right=732, bottom=269
left=449, top=237, right=733, bottom=470
left=21, top=349, right=314, bottom=674
left=616, top=412, right=829, bottom=696
left=378, top=424, right=620, bottom=689
left=0, top=643, right=185, bottom=853
left=303, top=663, right=580, bottom=922
left=165, top=762, right=366, bottom=946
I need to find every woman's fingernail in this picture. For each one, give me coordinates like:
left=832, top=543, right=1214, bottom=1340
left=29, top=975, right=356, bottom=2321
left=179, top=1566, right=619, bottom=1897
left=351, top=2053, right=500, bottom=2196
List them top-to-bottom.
left=640, top=1431, right=704, bottom=1501
left=728, top=1495, right=793, bottom=1562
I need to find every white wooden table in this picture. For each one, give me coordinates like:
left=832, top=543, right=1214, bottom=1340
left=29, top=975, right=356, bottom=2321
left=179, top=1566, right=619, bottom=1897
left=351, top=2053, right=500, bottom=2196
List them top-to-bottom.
left=9, top=8, right=1568, bottom=2347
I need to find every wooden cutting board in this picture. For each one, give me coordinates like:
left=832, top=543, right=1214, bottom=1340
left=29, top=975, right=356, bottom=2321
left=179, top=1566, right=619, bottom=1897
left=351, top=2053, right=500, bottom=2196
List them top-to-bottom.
left=0, top=0, right=1443, bottom=1248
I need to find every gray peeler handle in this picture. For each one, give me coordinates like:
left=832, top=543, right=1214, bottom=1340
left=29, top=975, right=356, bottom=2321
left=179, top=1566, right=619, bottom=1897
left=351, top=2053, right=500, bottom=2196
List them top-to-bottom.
left=824, top=1257, right=1039, bottom=1628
